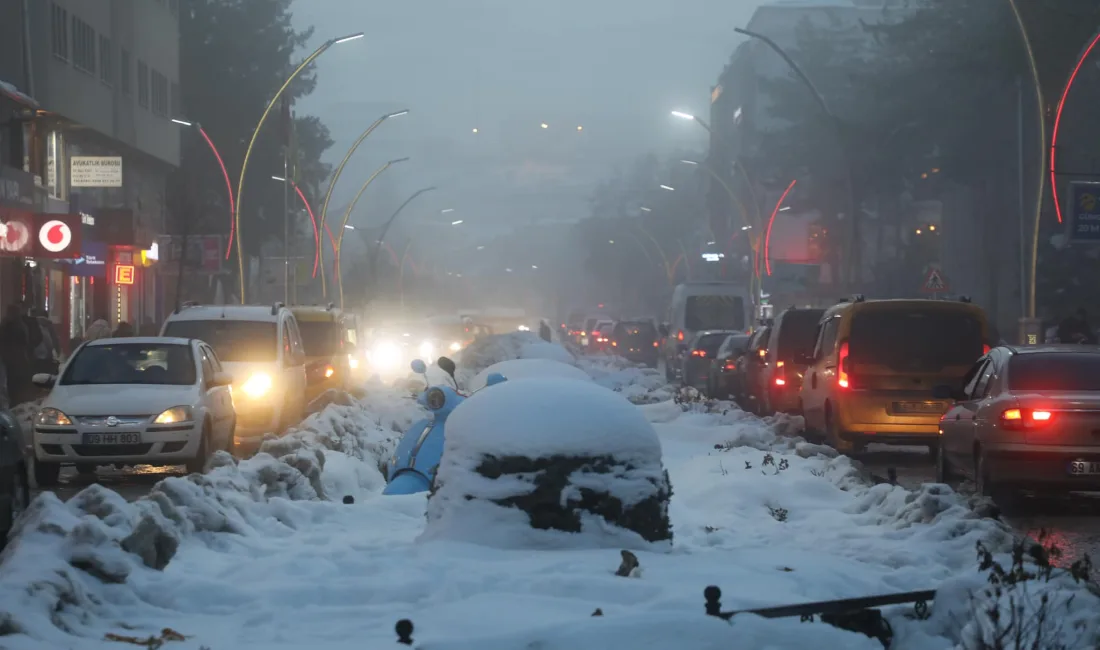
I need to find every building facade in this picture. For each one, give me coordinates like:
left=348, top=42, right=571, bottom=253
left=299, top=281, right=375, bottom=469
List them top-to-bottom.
left=0, top=0, right=179, bottom=347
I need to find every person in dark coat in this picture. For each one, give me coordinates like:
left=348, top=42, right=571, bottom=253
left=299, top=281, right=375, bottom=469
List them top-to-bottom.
left=0, top=303, right=31, bottom=405
left=1057, top=308, right=1098, bottom=344
left=113, top=321, right=134, bottom=337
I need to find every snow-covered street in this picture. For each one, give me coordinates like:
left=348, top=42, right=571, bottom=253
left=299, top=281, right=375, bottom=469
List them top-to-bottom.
left=3, top=334, right=1099, bottom=649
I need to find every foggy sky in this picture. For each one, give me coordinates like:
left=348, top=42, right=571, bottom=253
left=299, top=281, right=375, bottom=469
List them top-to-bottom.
left=292, top=0, right=762, bottom=236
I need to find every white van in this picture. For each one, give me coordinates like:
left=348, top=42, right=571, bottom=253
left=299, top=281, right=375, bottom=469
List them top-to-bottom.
left=661, top=282, right=753, bottom=380
left=160, top=302, right=307, bottom=450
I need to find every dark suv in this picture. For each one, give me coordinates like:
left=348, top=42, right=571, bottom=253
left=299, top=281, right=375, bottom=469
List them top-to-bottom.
left=611, top=321, right=659, bottom=366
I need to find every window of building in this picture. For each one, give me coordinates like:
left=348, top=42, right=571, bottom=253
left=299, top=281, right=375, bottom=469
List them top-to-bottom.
left=50, top=3, right=69, bottom=61
left=71, top=16, right=96, bottom=75
left=98, top=35, right=112, bottom=85
left=120, top=49, right=131, bottom=95
left=137, top=60, right=149, bottom=108
left=151, top=70, right=168, bottom=116
left=170, top=82, right=180, bottom=117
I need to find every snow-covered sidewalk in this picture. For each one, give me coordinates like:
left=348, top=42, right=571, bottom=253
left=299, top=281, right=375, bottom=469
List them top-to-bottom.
left=0, top=334, right=1097, bottom=649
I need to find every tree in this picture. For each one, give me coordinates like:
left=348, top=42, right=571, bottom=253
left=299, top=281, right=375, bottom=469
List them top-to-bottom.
left=171, top=0, right=334, bottom=301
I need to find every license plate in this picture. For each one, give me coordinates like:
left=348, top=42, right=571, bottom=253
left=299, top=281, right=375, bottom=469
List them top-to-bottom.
left=580, top=337, right=589, bottom=345
left=893, top=401, right=946, bottom=414
left=82, top=432, right=142, bottom=445
left=1069, top=460, right=1100, bottom=476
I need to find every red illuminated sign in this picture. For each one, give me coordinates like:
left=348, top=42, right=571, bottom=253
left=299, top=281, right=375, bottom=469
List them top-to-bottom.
left=114, top=264, right=135, bottom=285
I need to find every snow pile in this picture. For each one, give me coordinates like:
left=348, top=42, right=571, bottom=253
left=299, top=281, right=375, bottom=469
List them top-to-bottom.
left=457, top=332, right=576, bottom=380
left=468, top=357, right=592, bottom=392
left=579, top=358, right=671, bottom=404
left=423, top=377, right=673, bottom=549
left=0, top=385, right=422, bottom=641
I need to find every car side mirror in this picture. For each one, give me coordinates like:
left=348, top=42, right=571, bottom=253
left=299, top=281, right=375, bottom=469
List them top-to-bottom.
left=210, top=371, right=233, bottom=388
left=32, top=373, right=55, bottom=389
left=932, top=384, right=962, bottom=401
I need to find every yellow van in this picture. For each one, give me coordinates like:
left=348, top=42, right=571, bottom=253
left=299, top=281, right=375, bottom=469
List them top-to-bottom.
left=799, top=297, right=994, bottom=453
left=290, top=305, right=355, bottom=403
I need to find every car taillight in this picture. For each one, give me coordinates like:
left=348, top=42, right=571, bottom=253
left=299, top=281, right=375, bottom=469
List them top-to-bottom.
left=677, top=330, right=684, bottom=341
left=611, top=340, right=617, bottom=347
left=838, top=340, right=850, bottom=389
left=652, top=341, right=659, bottom=348
left=758, top=348, right=766, bottom=359
left=691, top=350, right=707, bottom=358
left=774, top=360, right=786, bottom=386
left=724, top=361, right=736, bottom=370
left=1001, top=408, right=1054, bottom=430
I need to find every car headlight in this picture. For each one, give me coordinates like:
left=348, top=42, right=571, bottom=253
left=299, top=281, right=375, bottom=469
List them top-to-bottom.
left=517, top=325, right=530, bottom=331
left=418, top=340, right=435, bottom=360
left=372, top=341, right=402, bottom=369
left=449, top=341, right=462, bottom=352
left=348, top=355, right=360, bottom=370
left=240, top=373, right=273, bottom=399
left=426, top=387, right=446, bottom=410
left=153, top=406, right=193, bottom=425
left=36, top=408, right=72, bottom=426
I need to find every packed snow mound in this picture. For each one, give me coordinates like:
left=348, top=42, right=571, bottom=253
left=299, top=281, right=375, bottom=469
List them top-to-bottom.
left=457, top=332, right=575, bottom=377
left=468, top=357, right=592, bottom=392
left=578, top=358, right=670, bottom=404
left=423, top=377, right=672, bottom=549
left=0, top=387, right=421, bottom=642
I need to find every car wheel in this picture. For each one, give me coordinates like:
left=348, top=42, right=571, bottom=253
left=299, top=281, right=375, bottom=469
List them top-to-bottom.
left=186, top=420, right=211, bottom=475
left=935, top=443, right=955, bottom=484
left=976, top=452, right=1015, bottom=509
left=33, top=460, right=60, bottom=488
left=75, top=463, right=97, bottom=477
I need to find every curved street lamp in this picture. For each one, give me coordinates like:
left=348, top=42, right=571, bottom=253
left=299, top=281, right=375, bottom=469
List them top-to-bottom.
left=233, top=31, right=364, bottom=303
left=317, top=109, right=410, bottom=297
left=171, top=119, right=235, bottom=258
left=334, top=157, right=409, bottom=307
left=362, top=186, right=436, bottom=306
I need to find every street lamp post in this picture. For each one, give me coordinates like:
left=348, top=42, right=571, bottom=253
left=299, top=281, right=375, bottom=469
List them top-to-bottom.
left=733, top=26, right=859, bottom=288
left=233, top=32, right=364, bottom=303
left=317, top=109, right=409, bottom=298
left=171, top=119, right=236, bottom=262
left=334, top=157, right=409, bottom=308
left=365, top=186, right=436, bottom=304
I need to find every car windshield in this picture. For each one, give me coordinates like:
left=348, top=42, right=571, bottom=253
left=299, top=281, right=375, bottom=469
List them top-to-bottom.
left=685, top=296, right=745, bottom=331
left=849, top=309, right=983, bottom=372
left=777, top=310, right=825, bottom=361
left=162, top=320, right=277, bottom=363
left=298, top=321, right=340, bottom=356
left=615, top=321, right=657, bottom=342
left=695, top=333, right=732, bottom=356
left=62, top=343, right=196, bottom=385
left=1009, top=354, right=1100, bottom=391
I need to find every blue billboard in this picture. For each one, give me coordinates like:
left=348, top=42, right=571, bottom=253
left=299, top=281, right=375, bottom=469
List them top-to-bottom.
left=1068, top=182, right=1100, bottom=244
left=60, top=240, right=108, bottom=277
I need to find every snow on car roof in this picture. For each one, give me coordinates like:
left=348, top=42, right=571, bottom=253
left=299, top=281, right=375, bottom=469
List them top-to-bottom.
left=165, top=305, right=281, bottom=322
left=85, top=336, right=193, bottom=347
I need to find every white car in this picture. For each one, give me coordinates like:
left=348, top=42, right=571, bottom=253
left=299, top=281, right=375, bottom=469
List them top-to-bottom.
left=161, top=302, right=307, bottom=450
left=31, top=337, right=235, bottom=487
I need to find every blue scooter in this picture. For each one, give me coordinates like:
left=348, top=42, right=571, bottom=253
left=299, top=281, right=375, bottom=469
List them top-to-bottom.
left=383, top=356, right=506, bottom=495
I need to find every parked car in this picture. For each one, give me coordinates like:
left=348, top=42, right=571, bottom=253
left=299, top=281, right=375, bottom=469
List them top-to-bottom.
left=800, top=296, right=993, bottom=453
left=161, top=302, right=308, bottom=451
left=610, top=320, right=660, bottom=366
left=589, top=321, right=615, bottom=354
left=733, top=325, right=772, bottom=411
left=682, top=330, right=740, bottom=391
left=706, top=334, right=752, bottom=399
left=30, top=337, right=236, bottom=486
left=936, top=345, right=1100, bottom=504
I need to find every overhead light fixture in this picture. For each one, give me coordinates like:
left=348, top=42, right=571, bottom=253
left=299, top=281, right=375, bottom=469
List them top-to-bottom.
left=333, top=33, right=365, bottom=44
left=671, top=111, right=695, bottom=120
left=171, top=118, right=193, bottom=127
left=540, top=123, right=549, bottom=129
left=680, top=159, right=698, bottom=165
left=271, top=175, right=286, bottom=182
left=660, top=185, right=675, bottom=191
left=640, top=207, right=651, bottom=212
left=441, top=208, right=455, bottom=214
left=451, top=220, right=463, bottom=226
left=344, top=224, right=355, bottom=230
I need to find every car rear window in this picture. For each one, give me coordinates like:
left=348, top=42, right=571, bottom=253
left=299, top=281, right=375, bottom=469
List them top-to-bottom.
left=685, top=296, right=745, bottom=332
left=849, top=309, right=983, bottom=371
left=776, top=310, right=824, bottom=360
left=163, top=320, right=277, bottom=363
left=298, top=321, right=340, bottom=356
left=615, top=322, right=657, bottom=341
left=695, top=334, right=731, bottom=356
left=723, top=335, right=752, bottom=356
left=1009, top=354, right=1100, bottom=391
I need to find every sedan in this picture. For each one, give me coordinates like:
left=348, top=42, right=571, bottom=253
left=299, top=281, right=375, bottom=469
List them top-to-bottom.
left=31, top=337, right=236, bottom=487
left=936, top=345, right=1100, bottom=503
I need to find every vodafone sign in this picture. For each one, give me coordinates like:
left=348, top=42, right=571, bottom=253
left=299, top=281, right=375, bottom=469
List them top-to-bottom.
left=0, top=207, right=33, bottom=255
left=31, top=214, right=82, bottom=259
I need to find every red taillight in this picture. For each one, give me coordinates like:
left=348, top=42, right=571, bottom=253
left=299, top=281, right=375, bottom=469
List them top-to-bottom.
left=677, top=330, right=684, bottom=341
left=838, top=340, right=850, bottom=389
left=652, top=341, right=659, bottom=348
left=983, top=344, right=991, bottom=355
left=691, top=350, right=707, bottom=358
left=774, top=360, right=786, bottom=387
left=724, top=361, right=736, bottom=370
left=775, top=378, right=786, bottom=386
left=1001, top=408, right=1054, bottom=430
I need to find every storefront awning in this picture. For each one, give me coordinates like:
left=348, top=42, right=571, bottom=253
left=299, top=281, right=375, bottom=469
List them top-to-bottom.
left=0, top=79, right=38, bottom=108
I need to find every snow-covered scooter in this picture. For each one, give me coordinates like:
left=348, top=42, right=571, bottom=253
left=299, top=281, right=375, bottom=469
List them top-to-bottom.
left=383, top=356, right=505, bottom=495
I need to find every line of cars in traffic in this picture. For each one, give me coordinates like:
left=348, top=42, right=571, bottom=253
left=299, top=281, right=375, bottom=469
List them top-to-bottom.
left=673, top=294, right=1100, bottom=505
